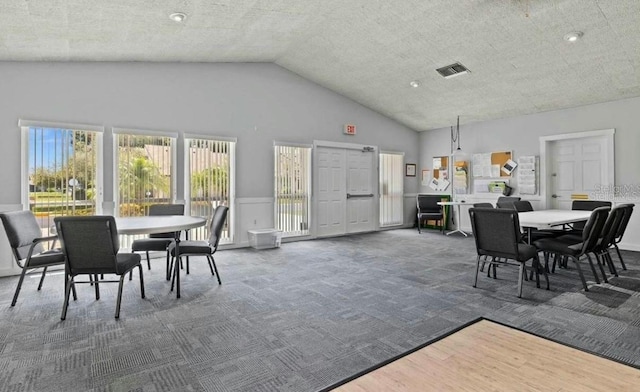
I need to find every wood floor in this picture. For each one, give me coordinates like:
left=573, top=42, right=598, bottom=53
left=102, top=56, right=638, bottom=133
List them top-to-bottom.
left=334, top=319, right=640, bottom=392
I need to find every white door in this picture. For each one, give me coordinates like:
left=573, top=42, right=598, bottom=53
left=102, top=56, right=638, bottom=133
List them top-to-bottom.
left=549, top=136, right=611, bottom=209
left=316, top=147, right=347, bottom=237
left=346, top=149, right=376, bottom=233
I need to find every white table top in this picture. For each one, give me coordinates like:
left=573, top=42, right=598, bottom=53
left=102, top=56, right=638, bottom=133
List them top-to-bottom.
left=518, top=209, right=591, bottom=229
left=115, top=216, right=207, bottom=235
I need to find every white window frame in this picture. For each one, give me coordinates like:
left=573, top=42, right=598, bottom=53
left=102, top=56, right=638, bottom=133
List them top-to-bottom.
left=19, top=119, right=104, bottom=214
left=112, top=127, right=178, bottom=216
left=184, top=133, right=236, bottom=244
left=274, top=141, right=313, bottom=237
left=379, top=150, right=405, bottom=227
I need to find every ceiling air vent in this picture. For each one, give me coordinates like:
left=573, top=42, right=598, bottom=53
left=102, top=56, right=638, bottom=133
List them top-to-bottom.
left=436, top=62, right=471, bottom=79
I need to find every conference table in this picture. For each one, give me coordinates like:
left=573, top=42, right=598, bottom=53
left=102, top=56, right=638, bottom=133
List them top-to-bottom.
left=517, top=209, right=592, bottom=243
left=116, top=215, right=207, bottom=298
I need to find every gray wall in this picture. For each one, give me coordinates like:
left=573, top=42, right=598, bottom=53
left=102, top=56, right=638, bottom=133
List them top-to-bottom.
left=0, top=62, right=420, bottom=205
left=419, top=96, right=640, bottom=194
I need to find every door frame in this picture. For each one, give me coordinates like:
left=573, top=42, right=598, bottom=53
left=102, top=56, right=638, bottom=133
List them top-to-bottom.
left=540, top=129, right=615, bottom=209
left=312, top=140, right=379, bottom=237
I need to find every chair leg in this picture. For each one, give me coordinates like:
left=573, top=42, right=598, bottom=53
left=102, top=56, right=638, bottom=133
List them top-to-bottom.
left=417, top=215, right=421, bottom=234
left=614, top=244, right=627, bottom=270
left=605, top=250, right=618, bottom=277
left=146, top=251, right=151, bottom=270
left=166, top=253, right=172, bottom=281
left=585, top=254, right=601, bottom=284
left=593, top=254, right=608, bottom=284
left=209, top=255, right=222, bottom=285
left=207, top=256, right=215, bottom=275
left=473, top=256, right=481, bottom=288
left=571, top=256, right=589, bottom=292
left=171, top=257, right=179, bottom=291
left=186, top=258, right=190, bottom=275
left=533, top=258, right=541, bottom=289
left=517, top=263, right=524, bottom=298
left=138, top=264, right=145, bottom=299
left=11, top=266, right=30, bottom=306
left=37, top=266, right=48, bottom=291
left=94, top=274, right=100, bottom=300
left=115, top=275, right=125, bottom=319
left=61, top=276, right=74, bottom=321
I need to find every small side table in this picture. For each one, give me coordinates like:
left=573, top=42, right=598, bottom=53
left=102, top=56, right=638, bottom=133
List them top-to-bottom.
left=437, top=201, right=469, bottom=237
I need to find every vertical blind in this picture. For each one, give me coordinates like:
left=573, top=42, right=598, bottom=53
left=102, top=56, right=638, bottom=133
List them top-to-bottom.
left=27, top=127, right=99, bottom=237
left=116, top=133, right=174, bottom=217
left=187, top=138, right=233, bottom=243
left=274, top=144, right=311, bottom=237
left=379, top=152, right=404, bottom=227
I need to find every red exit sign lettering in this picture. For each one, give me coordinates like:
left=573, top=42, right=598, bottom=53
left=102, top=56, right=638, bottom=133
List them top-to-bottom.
left=344, top=124, right=356, bottom=135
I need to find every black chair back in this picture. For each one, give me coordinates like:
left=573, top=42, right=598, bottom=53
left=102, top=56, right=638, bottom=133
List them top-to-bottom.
left=417, top=195, right=441, bottom=212
left=496, top=196, right=521, bottom=209
left=512, top=200, right=534, bottom=212
left=571, top=200, right=612, bottom=230
left=148, top=204, right=185, bottom=239
left=614, top=204, right=635, bottom=244
left=598, top=205, right=626, bottom=250
left=208, top=206, right=229, bottom=249
left=579, top=207, right=610, bottom=254
left=469, top=208, right=522, bottom=260
left=0, top=211, right=46, bottom=260
left=55, top=216, right=120, bottom=274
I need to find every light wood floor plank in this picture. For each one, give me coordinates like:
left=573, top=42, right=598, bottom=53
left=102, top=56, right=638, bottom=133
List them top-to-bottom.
left=334, top=320, right=640, bottom=392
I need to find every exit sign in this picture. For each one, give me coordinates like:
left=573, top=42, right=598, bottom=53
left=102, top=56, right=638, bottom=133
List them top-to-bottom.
left=344, top=124, right=356, bottom=135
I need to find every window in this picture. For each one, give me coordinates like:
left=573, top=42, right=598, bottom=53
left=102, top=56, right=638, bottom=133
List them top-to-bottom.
left=20, top=120, right=103, bottom=238
left=114, top=130, right=176, bottom=217
left=185, top=136, right=235, bottom=243
left=274, top=144, right=311, bottom=237
left=379, top=152, right=404, bottom=227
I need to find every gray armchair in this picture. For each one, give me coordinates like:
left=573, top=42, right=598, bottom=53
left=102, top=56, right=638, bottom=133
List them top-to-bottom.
left=131, top=203, right=185, bottom=280
left=0, top=210, right=71, bottom=306
left=55, top=216, right=145, bottom=320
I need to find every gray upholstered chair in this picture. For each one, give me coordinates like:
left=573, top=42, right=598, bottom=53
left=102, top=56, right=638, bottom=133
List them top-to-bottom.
left=416, top=195, right=445, bottom=234
left=495, top=196, right=521, bottom=209
left=612, top=203, right=635, bottom=271
left=131, top=204, right=184, bottom=279
left=168, top=205, right=228, bottom=288
left=469, top=207, right=548, bottom=298
left=533, top=207, right=610, bottom=292
left=0, top=210, right=72, bottom=306
left=55, top=216, right=145, bottom=320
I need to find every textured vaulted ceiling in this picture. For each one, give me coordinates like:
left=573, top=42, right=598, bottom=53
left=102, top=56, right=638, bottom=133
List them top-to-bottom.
left=1, top=0, right=639, bottom=131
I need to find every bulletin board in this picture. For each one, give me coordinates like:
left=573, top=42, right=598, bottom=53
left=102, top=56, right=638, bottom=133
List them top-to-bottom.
left=472, top=151, right=513, bottom=178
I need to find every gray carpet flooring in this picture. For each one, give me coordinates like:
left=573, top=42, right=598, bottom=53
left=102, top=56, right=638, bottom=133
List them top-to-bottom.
left=1, top=228, right=639, bottom=391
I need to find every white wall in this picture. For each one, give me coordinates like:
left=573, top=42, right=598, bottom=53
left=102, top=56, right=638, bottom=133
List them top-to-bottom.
left=0, top=62, right=420, bottom=274
left=418, top=96, right=640, bottom=249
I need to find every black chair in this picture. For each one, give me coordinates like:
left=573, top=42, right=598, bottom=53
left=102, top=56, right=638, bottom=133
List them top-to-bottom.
left=417, top=195, right=445, bottom=234
left=496, top=196, right=521, bottom=209
left=569, top=200, right=612, bottom=232
left=473, top=202, right=493, bottom=208
left=612, top=203, right=635, bottom=271
left=131, top=204, right=185, bottom=279
left=588, top=204, right=630, bottom=281
left=169, top=205, right=228, bottom=289
left=533, top=207, right=610, bottom=291
left=469, top=208, right=548, bottom=298
left=0, top=210, right=74, bottom=307
left=55, top=216, right=145, bottom=320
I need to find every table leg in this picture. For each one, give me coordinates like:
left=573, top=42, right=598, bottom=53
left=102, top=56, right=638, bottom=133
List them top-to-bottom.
left=445, top=204, right=469, bottom=237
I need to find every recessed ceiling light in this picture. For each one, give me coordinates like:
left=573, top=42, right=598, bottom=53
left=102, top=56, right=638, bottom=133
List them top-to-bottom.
left=169, top=12, right=186, bottom=22
left=564, top=31, right=583, bottom=42
left=409, top=80, right=420, bottom=88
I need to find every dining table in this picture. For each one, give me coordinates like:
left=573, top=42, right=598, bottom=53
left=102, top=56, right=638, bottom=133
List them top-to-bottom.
left=437, top=200, right=469, bottom=237
left=517, top=209, right=592, bottom=243
left=116, top=215, right=207, bottom=298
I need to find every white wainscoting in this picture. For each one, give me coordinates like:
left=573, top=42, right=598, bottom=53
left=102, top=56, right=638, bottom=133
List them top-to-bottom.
left=235, top=197, right=275, bottom=246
